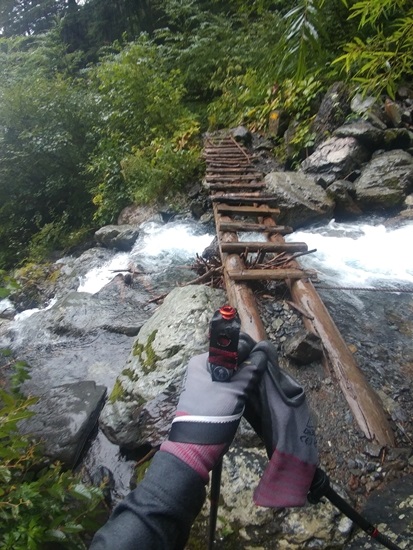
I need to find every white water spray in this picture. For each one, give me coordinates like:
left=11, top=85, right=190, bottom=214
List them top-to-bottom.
left=288, top=219, right=413, bottom=287
left=77, top=220, right=214, bottom=294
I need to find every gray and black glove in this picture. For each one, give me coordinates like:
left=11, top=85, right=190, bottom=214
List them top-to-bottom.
left=160, top=334, right=270, bottom=482
left=245, top=344, right=319, bottom=507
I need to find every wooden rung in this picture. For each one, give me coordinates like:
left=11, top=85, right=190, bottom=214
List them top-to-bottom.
left=204, top=148, right=247, bottom=155
left=207, top=161, right=252, bottom=167
left=206, top=167, right=253, bottom=173
left=206, top=173, right=262, bottom=181
left=207, top=182, right=266, bottom=191
left=211, top=195, right=278, bottom=204
left=216, top=205, right=280, bottom=216
left=219, top=222, right=293, bottom=235
left=221, top=242, right=308, bottom=253
left=227, top=268, right=315, bottom=281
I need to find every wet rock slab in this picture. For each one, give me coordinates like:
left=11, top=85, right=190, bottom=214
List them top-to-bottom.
left=20, top=380, right=107, bottom=468
left=344, top=475, right=413, bottom=549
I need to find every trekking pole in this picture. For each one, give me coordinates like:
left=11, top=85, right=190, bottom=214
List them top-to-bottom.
left=207, top=305, right=241, bottom=548
left=208, top=459, right=223, bottom=550
left=308, top=468, right=403, bottom=550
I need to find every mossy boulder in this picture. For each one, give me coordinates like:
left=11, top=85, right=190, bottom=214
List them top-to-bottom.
left=354, top=150, right=413, bottom=211
left=99, top=285, right=226, bottom=449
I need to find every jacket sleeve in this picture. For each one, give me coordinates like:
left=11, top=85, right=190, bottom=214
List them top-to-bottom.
left=89, top=451, right=206, bottom=550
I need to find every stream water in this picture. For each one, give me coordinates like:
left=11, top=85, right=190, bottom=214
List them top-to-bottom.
left=1, top=216, right=413, bottom=496
left=77, top=219, right=215, bottom=294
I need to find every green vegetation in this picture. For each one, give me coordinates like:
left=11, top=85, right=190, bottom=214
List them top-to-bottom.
left=0, top=0, right=411, bottom=269
left=133, top=330, right=160, bottom=374
left=0, top=361, right=104, bottom=550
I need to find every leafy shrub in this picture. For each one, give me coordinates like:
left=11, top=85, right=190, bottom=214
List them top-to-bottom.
left=334, top=0, right=413, bottom=97
left=88, top=36, right=202, bottom=223
left=121, top=138, right=202, bottom=205
left=0, top=271, right=19, bottom=299
left=0, top=390, right=104, bottom=550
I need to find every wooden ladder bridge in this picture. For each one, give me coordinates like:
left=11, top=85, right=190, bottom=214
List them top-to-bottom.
left=203, top=134, right=395, bottom=448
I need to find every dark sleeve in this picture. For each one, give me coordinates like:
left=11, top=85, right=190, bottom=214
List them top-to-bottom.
left=89, top=451, right=206, bottom=550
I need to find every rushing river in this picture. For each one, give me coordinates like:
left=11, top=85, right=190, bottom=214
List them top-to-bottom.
left=288, top=217, right=413, bottom=406
left=288, top=218, right=413, bottom=288
left=77, top=220, right=215, bottom=295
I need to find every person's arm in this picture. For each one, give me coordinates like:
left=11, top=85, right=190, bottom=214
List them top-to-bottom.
left=90, top=336, right=271, bottom=550
left=90, top=452, right=205, bottom=550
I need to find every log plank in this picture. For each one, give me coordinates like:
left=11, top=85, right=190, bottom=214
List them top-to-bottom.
left=262, top=217, right=395, bottom=446
left=221, top=242, right=308, bottom=253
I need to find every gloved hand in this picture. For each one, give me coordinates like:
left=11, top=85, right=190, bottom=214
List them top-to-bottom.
left=160, top=334, right=271, bottom=483
left=245, top=344, right=319, bottom=508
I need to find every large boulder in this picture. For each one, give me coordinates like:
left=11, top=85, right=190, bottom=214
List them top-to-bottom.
left=312, top=82, right=351, bottom=146
left=333, top=121, right=385, bottom=149
left=301, top=137, right=370, bottom=181
left=354, top=150, right=413, bottom=211
left=264, top=171, right=335, bottom=228
left=326, top=180, right=363, bottom=219
left=117, top=204, right=156, bottom=226
left=95, top=225, right=140, bottom=251
left=22, top=274, right=151, bottom=338
left=99, top=285, right=226, bottom=449
left=20, top=381, right=106, bottom=468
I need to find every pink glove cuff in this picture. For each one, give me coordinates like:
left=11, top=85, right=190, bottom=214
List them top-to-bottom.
left=160, top=441, right=226, bottom=483
left=254, top=449, right=317, bottom=508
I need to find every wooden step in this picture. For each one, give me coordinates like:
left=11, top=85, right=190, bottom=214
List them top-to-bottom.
left=204, top=148, right=247, bottom=154
left=207, top=161, right=252, bottom=167
left=206, top=166, right=253, bottom=173
left=206, top=173, right=263, bottom=182
left=207, top=182, right=266, bottom=191
left=211, top=194, right=278, bottom=205
left=216, top=204, right=280, bottom=216
left=216, top=204, right=280, bottom=217
left=219, top=221, right=293, bottom=235
left=221, top=242, right=308, bottom=253
left=227, top=268, right=315, bottom=281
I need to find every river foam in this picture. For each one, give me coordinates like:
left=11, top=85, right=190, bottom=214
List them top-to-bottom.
left=288, top=219, right=413, bottom=287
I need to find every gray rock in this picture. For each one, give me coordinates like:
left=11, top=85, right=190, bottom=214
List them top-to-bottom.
left=313, top=82, right=351, bottom=146
left=350, top=94, right=387, bottom=129
left=334, top=121, right=384, bottom=149
left=230, top=125, right=252, bottom=145
left=383, top=127, right=412, bottom=150
left=301, top=137, right=370, bottom=179
left=354, top=150, right=413, bottom=210
left=264, top=171, right=335, bottom=228
left=326, top=180, right=363, bottom=218
left=117, top=204, right=156, bottom=226
left=95, top=224, right=140, bottom=251
left=29, top=274, right=150, bottom=338
left=99, top=285, right=226, bottom=448
left=0, top=298, right=16, bottom=319
left=284, top=329, right=323, bottom=365
left=20, top=381, right=107, bottom=468
left=344, top=475, right=413, bottom=549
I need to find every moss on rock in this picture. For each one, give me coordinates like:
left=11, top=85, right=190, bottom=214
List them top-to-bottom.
left=133, top=329, right=160, bottom=374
